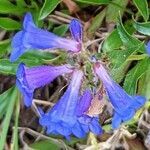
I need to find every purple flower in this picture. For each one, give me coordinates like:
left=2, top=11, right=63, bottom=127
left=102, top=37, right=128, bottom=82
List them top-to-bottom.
left=10, top=13, right=82, bottom=62
left=69, top=19, right=82, bottom=43
left=146, top=41, right=150, bottom=55
left=94, top=62, right=146, bottom=129
left=16, top=63, right=73, bottom=107
left=39, top=70, right=102, bottom=139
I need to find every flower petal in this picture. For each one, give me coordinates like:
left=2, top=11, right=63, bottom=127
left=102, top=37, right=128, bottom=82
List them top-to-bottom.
left=10, top=13, right=81, bottom=62
left=69, top=19, right=82, bottom=42
left=10, top=31, right=27, bottom=62
left=146, top=41, right=150, bottom=55
left=94, top=62, right=146, bottom=128
left=16, top=63, right=73, bottom=107
left=50, top=70, right=83, bottom=117
left=76, top=89, right=92, bottom=116
left=131, top=95, right=146, bottom=110
left=112, top=112, right=122, bottom=129
left=89, top=118, right=103, bottom=135
left=72, top=122, right=86, bottom=138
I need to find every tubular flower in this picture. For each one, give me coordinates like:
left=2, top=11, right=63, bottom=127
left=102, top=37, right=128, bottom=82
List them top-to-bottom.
left=10, top=13, right=82, bottom=62
left=69, top=19, right=82, bottom=43
left=94, top=62, right=146, bottom=129
left=16, top=63, right=73, bottom=107
left=39, top=70, right=102, bottom=139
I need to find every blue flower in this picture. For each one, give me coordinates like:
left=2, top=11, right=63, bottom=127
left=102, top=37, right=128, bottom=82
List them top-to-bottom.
left=10, top=13, right=82, bottom=62
left=69, top=19, right=82, bottom=43
left=146, top=41, right=150, bottom=55
left=94, top=62, right=146, bottom=129
left=16, top=63, right=73, bottom=107
left=39, top=70, right=102, bottom=139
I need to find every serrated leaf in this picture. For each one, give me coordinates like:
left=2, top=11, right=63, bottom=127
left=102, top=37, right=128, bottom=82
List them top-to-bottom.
left=39, top=0, right=61, bottom=20
left=76, top=0, right=110, bottom=5
left=106, top=0, right=128, bottom=24
left=133, top=0, right=149, bottom=21
left=87, top=8, right=106, bottom=38
left=0, top=18, right=21, bottom=30
left=103, top=20, right=135, bottom=52
left=117, top=20, right=145, bottom=52
left=133, top=20, right=150, bottom=36
left=108, top=43, right=145, bottom=68
left=109, top=43, right=144, bottom=82
left=123, top=58, right=150, bottom=95
left=0, top=87, right=18, bottom=150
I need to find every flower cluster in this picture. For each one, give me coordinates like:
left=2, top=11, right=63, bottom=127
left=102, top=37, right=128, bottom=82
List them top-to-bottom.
left=11, top=12, right=146, bottom=139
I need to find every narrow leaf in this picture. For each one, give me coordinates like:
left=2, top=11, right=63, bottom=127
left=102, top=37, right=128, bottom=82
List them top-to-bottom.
left=39, top=0, right=61, bottom=20
left=76, top=0, right=110, bottom=5
left=106, top=0, right=129, bottom=24
left=133, top=0, right=149, bottom=21
left=0, top=1, right=27, bottom=15
left=87, top=8, right=106, bottom=38
left=0, top=18, right=21, bottom=30
left=117, top=20, right=145, bottom=52
left=133, top=20, right=150, bottom=36
left=53, top=24, right=68, bottom=36
left=0, top=39, right=10, bottom=57
left=123, top=58, right=150, bottom=95
left=0, top=87, right=18, bottom=150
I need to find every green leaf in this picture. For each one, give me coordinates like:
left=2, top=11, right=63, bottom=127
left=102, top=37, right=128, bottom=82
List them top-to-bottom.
left=16, top=0, right=27, bottom=7
left=39, top=0, right=61, bottom=20
left=76, top=0, right=110, bottom=5
left=106, top=0, right=128, bottom=24
left=133, top=0, right=149, bottom=21
left=0, top=1, right=27, bottom=15
left=87, top=8, right=106, bottom=38
left=0, top=18, right=21, bottom=30
left=102, top=20, right=135, bottom=52
left=117, top=20, right=145, bottom=52
left=133, top=20, right=150, bottom=36
left=53, top=24, right=68, bottom=36
left=102, top=29, right=122, bottom=52
left=0, top=39, right=10, bottom=57
left=108, top=43, right=144, bottom=82
left=19, top=50, right=56, bottom=66
left=0, top=51, right=57, bottom=75
left=127, top=54, right=147, bottom=61
left=123, top=58, right=150, bottom=95
left=0, top=59, right=18, bottom=75
left=111, top=62, right=130, bottom=83
left=138, top=65, right=150, bottom=99
left=0, top=87, right=18, bottom=150
left=0, top=87, right=15, bottom=118
left=11, top=94, right=20, bottom=150
left=30, top=140, right=61, bottom=150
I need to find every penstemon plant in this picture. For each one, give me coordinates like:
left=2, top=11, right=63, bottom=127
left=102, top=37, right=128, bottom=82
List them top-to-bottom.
left=10, top=12, right=146, bottom=139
